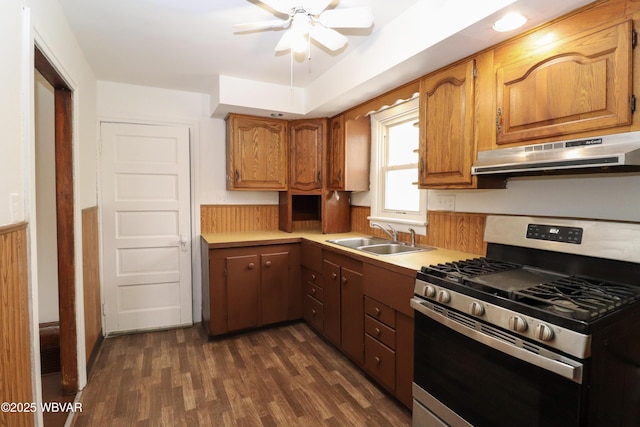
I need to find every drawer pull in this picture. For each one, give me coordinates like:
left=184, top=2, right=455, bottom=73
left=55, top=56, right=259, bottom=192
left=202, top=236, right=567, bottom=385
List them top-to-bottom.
left=265, top=261, right=272, bottom=268
left=248, top=263, right=255, bottom=270
left=332, top=273, right=337, bottom=280
left=311, top=274, right=316, bottom=280
left=342, top=277, right=347, bottom=284
left=311, top=288, right=316, bottom=294
left=374, top=307, right=381, bottom=316
left=311, top=309, right=316, bottom=316
left=374, top=328, right=381, bottom=336
left=374, top=356, right=381, bottom=365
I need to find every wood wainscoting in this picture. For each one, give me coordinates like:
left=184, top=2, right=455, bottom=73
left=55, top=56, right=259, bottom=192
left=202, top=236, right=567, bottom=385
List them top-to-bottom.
left=201, top=205, right=279, bottom=234
left=351, top=206, right=487, bottom=256
left=82, top=207, right=102, bottom=370
left=0, top=222, right=34, bottom=427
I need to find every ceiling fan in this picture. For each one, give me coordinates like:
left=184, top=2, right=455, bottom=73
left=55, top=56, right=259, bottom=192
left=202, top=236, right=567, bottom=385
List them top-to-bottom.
left=234, top=0, right=374, bottom=53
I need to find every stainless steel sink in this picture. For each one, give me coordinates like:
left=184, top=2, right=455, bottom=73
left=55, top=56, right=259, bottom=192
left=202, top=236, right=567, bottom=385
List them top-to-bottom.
left=326, top=236, right=391, bottom=249
left=327, top=237, right=433, bottom=256
left=358, top=243, right=430, bottom=256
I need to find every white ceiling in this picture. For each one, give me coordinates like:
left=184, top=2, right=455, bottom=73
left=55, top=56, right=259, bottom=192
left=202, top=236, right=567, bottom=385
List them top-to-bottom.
left=57, top=0, right=596, bottom=118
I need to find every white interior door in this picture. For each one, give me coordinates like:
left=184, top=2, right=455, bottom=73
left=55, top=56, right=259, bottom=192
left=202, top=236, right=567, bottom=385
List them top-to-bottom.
left=100, top=122, right=192, bottom=334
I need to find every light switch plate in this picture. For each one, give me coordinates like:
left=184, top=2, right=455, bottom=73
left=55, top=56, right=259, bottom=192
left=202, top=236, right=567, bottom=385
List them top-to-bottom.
left=434, top=195, right=455, bottom=211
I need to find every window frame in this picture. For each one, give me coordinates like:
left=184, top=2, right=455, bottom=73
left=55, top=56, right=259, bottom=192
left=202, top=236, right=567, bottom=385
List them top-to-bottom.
left=368, top=97, right=427, bottom=235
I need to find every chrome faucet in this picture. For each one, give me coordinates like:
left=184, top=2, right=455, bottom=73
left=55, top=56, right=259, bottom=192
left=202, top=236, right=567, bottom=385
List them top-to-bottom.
left=371, top=222, right=398, bottom=241
left=408, top=228, right=416, bottom=247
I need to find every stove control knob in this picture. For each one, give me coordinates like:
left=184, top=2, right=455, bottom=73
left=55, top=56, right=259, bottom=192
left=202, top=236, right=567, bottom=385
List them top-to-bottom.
left=423, top=285, right=436, bottom=298
left=436, top=290, right=451, bottom=304
left=469, top=301, right=485, bottom=316
left=509, top=316, right=528, bottom=332
left=535, top=324, right=554, bottom=341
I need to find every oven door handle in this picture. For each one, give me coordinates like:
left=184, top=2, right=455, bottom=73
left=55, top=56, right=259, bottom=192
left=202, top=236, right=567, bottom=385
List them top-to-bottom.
left=411, top=298, right=584, bottom=384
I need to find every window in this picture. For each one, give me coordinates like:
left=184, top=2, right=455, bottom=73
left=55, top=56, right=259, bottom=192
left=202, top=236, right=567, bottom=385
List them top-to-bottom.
left=368, top=97, right=427, bottom=235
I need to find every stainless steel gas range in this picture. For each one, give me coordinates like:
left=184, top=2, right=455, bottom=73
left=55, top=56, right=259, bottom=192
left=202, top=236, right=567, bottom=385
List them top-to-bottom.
left=411, top=215, right=640, bottom=427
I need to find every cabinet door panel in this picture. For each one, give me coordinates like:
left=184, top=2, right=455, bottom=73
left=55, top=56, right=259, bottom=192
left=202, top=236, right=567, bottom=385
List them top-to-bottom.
left=496, top=21, right=632, bottom=145
left=419, top=59, right=475, bottom=187
left=226, top=114, right=287, bottom=190
left=327, top=115, right=345, bottom=190
left=290, top=120, right=324, bottom=191
left=260, top=251, right=289, bottom=325
left=226, top=254, right=260, bottom=331
left=323, top=259, right=341, bottom=346
left=341, top=267, right=364, bottom=365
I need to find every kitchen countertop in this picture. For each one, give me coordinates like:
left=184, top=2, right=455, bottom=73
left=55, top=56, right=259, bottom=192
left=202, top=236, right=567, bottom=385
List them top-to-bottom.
left=201, top=230, right=479, bottom=273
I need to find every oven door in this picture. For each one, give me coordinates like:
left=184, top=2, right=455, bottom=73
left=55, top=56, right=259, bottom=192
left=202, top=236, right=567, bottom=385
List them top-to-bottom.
left=411, top=298, right=587, bottom=427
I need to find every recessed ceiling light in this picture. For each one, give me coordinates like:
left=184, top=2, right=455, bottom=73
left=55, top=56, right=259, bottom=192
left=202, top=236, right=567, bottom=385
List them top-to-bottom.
left=493, top=12, right=527, bottom=32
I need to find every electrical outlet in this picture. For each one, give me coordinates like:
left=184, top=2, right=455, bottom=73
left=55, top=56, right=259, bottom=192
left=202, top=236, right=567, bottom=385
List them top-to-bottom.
left=434, top=195, right=455, bottom=211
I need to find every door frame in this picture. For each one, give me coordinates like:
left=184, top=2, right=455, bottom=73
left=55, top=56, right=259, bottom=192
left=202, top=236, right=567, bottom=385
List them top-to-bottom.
left=34, top=45, right=79, bottom=393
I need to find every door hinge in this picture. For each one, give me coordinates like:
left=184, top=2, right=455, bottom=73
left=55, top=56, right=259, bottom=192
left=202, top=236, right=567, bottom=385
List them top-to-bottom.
left=633, top=29, right=637, bottom=49
left=473, top=66, right=477, bottom=78
left=631, top=95, right=636, bottom=114
left=496, top=107, right=503, bottom=134
left=102, top=303, right=107, bottom=316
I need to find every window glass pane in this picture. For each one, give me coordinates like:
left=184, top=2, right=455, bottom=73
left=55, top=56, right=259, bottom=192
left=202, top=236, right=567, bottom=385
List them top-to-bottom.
left=387, top=120, right=419, bottom=166
left=384, top=169, right=419, bottom=212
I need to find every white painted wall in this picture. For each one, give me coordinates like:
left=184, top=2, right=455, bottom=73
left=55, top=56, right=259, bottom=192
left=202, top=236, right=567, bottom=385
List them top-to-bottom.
left=0, top=1, right=26, bottom=226
left=34, top=73, right=59, bottom=324
left=97, top=80, right=279, bottom=324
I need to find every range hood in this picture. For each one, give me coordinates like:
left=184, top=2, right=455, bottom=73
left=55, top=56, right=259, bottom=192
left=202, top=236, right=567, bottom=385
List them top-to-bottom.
left=471, top=132, right=640, bottom=176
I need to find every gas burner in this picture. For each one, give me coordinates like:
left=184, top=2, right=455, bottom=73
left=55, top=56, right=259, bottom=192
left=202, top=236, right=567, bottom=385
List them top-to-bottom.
left=424, top=258, right=520, bottom=283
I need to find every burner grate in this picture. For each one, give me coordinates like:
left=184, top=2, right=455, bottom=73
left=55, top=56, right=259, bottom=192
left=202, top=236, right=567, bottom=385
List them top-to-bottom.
left=424, top=258, right=520, bottom=282
left=515, top=277, right=640, bottom=321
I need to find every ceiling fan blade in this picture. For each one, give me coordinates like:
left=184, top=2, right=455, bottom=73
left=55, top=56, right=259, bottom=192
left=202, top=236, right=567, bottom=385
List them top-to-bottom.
left=256, top=0, right=293, bottom=15
left=301, top=0, right=332, bottom=16
left=318, top=7, right=374, bottom=28
left=234, top=19, right=289, bottom=32
left=309, top=25, right=348, bottom=51
left=275, top=29, right=301, bottom=52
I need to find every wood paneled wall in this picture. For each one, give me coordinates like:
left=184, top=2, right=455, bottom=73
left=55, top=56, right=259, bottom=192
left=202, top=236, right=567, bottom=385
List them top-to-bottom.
left=201, top=205, right=279, bottom=234
left=351, top=206, right=487, bottom=256
left=82, top=207, right=102, bottom=365
left=0, top=222, right=34, bottom=427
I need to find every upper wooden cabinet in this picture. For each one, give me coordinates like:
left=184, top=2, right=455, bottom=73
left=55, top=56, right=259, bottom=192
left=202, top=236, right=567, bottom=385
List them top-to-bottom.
left=494, top=20, right=633, bottom=146
left=419, top=59, right=476, bottom=188
left=226, top=113, right=288, bottom=191
left=327, top=114, right=371, bottom=191
left=289, top=119, right=325, bottom=192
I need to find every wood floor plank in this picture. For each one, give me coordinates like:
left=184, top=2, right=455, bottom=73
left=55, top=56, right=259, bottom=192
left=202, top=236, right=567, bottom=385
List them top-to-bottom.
left=71, top=322, right=411, bottom=426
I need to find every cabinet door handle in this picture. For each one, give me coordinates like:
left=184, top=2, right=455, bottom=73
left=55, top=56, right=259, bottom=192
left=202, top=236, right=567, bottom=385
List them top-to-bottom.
left=265, top=261, right=272, bottom=268
left=248, top=262, right=255, bottom=270
left=332, top=273, right=337, bottom=280
left=311, top=274, right=316, bottom=280
left=342, top=277, right=347, bottom=284
left=311, top=309, right=316, bottom=316
left=374, top=328, right=381, bottom=336
left=374, top=356, right=381, bottom=365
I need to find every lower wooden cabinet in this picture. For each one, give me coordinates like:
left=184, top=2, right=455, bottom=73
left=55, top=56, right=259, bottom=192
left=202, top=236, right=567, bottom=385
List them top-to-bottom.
left=201, top=240, right=301, bottom=336
left=323, top=251, right=364, bottom=365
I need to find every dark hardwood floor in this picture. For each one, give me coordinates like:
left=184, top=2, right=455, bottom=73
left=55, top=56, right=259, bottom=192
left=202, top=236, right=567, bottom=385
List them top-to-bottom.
left=71, top=322, right=411, bottom=426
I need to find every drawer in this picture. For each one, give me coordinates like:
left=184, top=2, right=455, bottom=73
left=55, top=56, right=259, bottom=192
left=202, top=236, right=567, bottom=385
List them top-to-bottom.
left=302, top=266, right=322, bottom=286
left=304, top=281, right=323, bottom=302
left=303, top=295, right=323, bottom=333
left=364, top=297, right=396, bottom=328
left=365, top=315, right=396, bottom=350
left=364, top=334, right=396, bottom=392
